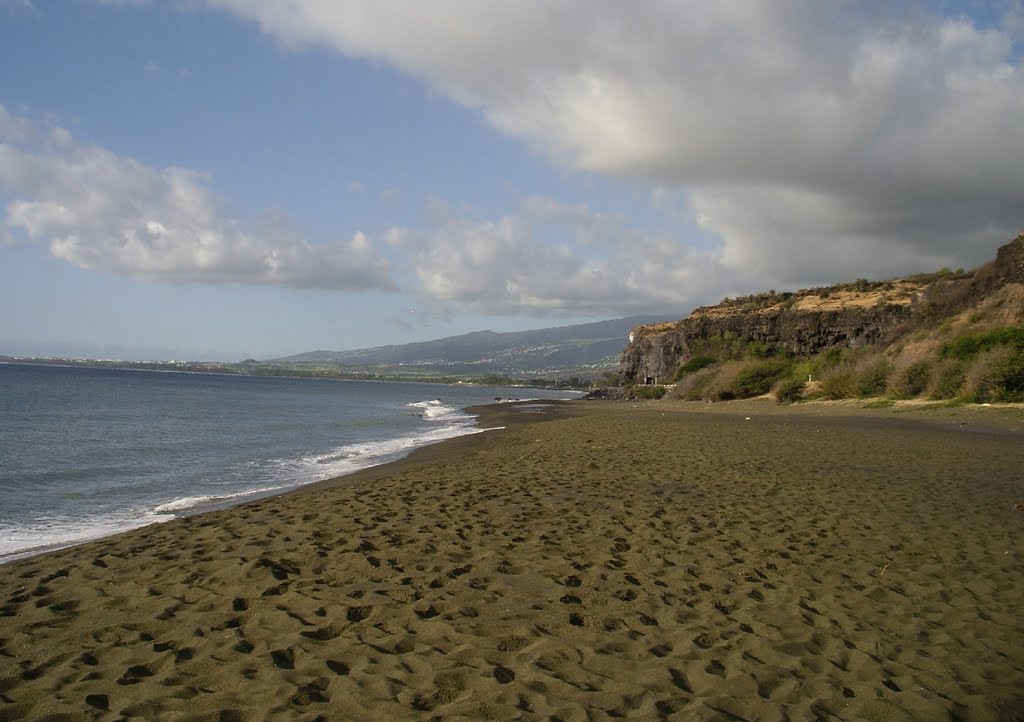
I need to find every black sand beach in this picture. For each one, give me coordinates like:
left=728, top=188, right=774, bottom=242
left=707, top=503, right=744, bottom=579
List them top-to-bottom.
left=1, top=399, right=1022, bottom=720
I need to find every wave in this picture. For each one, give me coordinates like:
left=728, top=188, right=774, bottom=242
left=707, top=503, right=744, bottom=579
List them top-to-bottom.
left=0, top=394, right=508, bottom=563
left=406, top=398, right=465, bottom=421
left=143, top=399, right=484, bottom=518
left=151, top=488, right=289, bottom=515
left=0, top=509, right=169, bottom=562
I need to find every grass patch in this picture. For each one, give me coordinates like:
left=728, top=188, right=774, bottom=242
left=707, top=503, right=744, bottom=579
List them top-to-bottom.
left=893, top=400, right=964, bottom=411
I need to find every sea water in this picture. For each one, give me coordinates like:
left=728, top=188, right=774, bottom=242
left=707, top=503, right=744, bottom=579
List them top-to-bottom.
left=0, top=363, right=580, bottom=562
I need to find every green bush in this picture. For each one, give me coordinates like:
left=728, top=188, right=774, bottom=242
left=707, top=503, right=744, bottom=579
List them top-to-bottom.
left=935, top=326, right=1024, bottom=401
left=940, top=326, right=1024, bottom=361
left=744, top=342, right=772, bottom=359
left=821, top=347, right=846, bottom=367
left=960, top=347, right=1024, bottom=403
left=672, top=355, right=716, bottom=381
left=729, top=359, right=794, bottom=398
left=928, top=359, right=966, bottom=399
left=855, top=360, right=891, bottom=397
left=889, top=360, right=932, bottom=398
left=675, top=365, right=720, bottom=400
left=820, top=367, right=857, bottom=399
left=773, top=376, right=806, bottom=403
left=634, top=385, right=668, bottom=400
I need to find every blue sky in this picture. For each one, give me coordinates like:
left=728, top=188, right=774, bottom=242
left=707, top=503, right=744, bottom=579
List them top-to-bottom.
left=1, top=1, right=1022, bottom=360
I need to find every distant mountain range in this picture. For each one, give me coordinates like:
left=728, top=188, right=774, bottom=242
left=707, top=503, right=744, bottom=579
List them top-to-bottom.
left=273, top=316, right=662, bottom=378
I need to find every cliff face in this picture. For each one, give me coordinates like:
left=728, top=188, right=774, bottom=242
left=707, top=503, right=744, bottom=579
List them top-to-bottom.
left=619, top=233, right=1024, bottom=385
left=620, top=301, right=917, bottom=384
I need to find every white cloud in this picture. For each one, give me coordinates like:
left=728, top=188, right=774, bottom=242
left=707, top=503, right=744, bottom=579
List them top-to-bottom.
left=1, top=0, right=36, bottom=11
left=205, top=0, right=1024, bottom=286
left=0, top=106, right=396, bottom=291
left=387, top=198, right=737, bottom=318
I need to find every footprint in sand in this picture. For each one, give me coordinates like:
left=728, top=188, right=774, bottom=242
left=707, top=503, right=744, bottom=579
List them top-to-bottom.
left=346, top=605, right=372, bottom=622
left=415, top=606, right=440, bottom=619
left=271, top=648, right=296, bottom=670
left=117, top=664, right=155, bottom=685
left=493, top=665, right=516, bottom=684
left=84, top=693, right=109, bottom=711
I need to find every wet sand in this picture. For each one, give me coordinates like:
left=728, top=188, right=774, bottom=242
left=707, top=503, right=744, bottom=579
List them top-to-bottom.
left=1, top=399, right=1022, bottom=720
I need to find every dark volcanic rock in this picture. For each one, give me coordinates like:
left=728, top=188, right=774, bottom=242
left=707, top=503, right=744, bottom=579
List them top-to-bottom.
left=618, top=233, right=1024, bottom=386
left=620, top=304, right=915, bottom=384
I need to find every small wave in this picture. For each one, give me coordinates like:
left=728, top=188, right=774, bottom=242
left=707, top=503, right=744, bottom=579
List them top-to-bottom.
left=1, top=397, right=495, bottom=563
left=406, top=399, right=466, bottom=421
left=154, top=405, right=483, bottom=521
left=283, top=424, right=478, bottom=482
left=304, top=449, right=357, bottom=465
left=151, top=484, right=293, bottom=516
left=153, top=495, right=224, bottom=514
left=0, top=510, right=169, bottom=563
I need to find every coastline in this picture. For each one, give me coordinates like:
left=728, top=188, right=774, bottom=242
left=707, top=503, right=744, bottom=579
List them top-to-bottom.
left=0, top=365, right=581, bottom=564
left=1, top=399, right=1021, bottom=719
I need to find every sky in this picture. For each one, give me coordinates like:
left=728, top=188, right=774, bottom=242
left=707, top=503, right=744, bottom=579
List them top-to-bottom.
left=1, top=1, right=1022, bottom=360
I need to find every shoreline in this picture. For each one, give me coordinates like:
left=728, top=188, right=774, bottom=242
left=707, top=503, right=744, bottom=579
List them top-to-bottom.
left=0, top=391, right=578, bottom=566
left=1, top=399, right=1021, bottom=719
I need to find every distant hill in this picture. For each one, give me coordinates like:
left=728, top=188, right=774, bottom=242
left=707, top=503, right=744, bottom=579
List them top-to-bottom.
left=619, top=232, right=1024, bottom=403
left=274, top=316, right=663, bottom=379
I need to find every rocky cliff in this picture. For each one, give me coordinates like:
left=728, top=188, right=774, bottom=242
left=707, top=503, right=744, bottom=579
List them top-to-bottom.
left=619, top=233, right=1024, bottom=385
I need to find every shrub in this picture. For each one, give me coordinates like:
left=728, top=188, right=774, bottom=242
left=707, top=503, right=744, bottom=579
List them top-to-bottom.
left=933, top=326, right=1024, bottom=401
left=940, top=326, right=1024, bottom=361
left=744, top=342, right=772, bottom=359
left=821, top=347, right=846, bottom=367
left=960, top=347, right=1024, bottom=402
left=960, top=348, right=1010, bottom=403
left=1004, top=352, right=1024, bottom=400
left=672, top=355, right=716, bottom=381
left=729, top=359, right=794, bottom=398
left=854, top=359, right=891, bottom=397
left=927, top=359, right=966, bottom=399
left=888, top=360, right=932, bottom=398
left=702, top=362, right=744, bottom=401
left=675, top=366, right=720, bottom=400
left=819, top=366, right=858, bottom=399
left=773, top=376, right=806, bottom=403
left=634, top=385, right=668, bottom=400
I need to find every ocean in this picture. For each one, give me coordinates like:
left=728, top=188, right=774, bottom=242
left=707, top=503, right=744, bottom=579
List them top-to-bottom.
left=0, top=363, right=580, bottom=562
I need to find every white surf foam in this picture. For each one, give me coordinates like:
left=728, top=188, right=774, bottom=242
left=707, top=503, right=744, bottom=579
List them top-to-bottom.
left=0, top=396, right=501, bottom=563
left=406, top=398, right=466, bottom=421
left=141, top=399, right=484, bottom=519
left=0, top=508, right=170, bottom=562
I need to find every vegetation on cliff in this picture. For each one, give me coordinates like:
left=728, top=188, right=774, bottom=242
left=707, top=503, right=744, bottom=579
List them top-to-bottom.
left=618, top=233, right=1024, bottom=404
